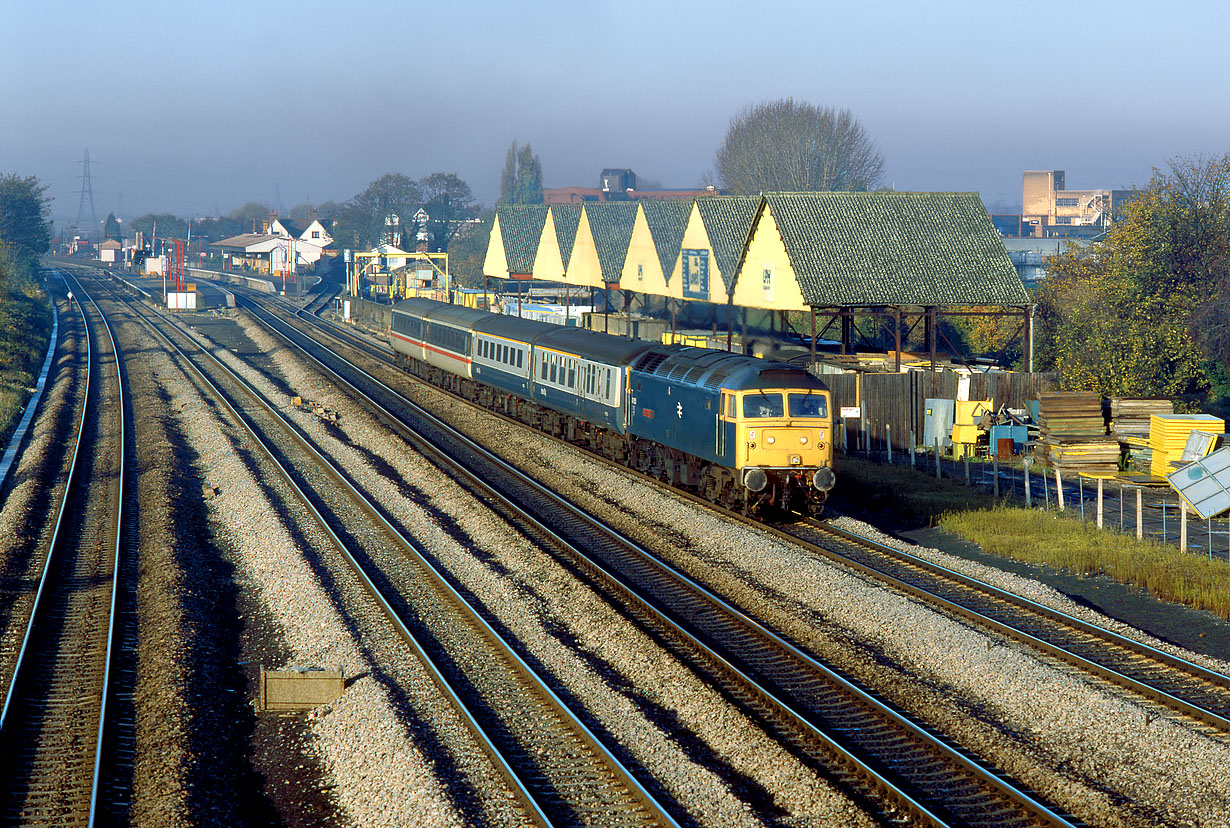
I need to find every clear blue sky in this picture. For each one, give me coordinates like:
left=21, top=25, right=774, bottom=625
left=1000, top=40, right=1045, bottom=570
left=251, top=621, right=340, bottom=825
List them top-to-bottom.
left=3, top=0, right=1228, bottom=228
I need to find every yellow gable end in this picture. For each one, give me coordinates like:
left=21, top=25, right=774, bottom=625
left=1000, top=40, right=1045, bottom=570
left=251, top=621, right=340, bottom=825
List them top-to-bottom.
left=669, top=201, right=729, bottom=304
left=733, top=203, right=808, bottom=311
left=621, top=205, right=671, bottom=299
left=565, top=208, right=605, bottom=289
left=532, top=209, right=566, bottom=283
left=482, top=213, right=509, bottom=278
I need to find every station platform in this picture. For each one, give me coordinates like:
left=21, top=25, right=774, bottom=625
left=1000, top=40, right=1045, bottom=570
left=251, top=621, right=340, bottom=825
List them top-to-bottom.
left=115, top=272, right=236, bottom=310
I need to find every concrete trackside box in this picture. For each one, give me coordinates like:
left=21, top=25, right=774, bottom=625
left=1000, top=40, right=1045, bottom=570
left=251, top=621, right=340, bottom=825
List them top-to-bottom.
left=259, top=668, right=344, bottom=712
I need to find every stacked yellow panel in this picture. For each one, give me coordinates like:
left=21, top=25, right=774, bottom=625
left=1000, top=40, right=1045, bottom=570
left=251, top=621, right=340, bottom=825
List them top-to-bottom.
left=1148, top=414, right=1225, bottom=477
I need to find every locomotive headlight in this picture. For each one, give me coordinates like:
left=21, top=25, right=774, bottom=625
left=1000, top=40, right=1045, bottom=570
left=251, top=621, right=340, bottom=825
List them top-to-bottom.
left=766, top=435, right=776, bottom=444
left=799, top=436, right=808, bottom=445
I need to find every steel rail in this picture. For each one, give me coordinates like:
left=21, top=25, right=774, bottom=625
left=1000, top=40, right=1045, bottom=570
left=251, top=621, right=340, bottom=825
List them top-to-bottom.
left=0, top=271, right=127, bottom=826
left=0, top=278, right=91, bottom=732
left=103, top=278, right=676, bottom=828
left=283, top=289, right=1230, bottom=739
left=242, top=293, right=1079, bottom=828
left=798, top=519, right=1230, bottom=732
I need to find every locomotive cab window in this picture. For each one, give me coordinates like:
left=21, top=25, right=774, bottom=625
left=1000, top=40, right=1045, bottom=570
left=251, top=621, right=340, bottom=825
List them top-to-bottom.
left=743, top=393, right=784, bottom=418
left=788, top=393, right=828, bottom=418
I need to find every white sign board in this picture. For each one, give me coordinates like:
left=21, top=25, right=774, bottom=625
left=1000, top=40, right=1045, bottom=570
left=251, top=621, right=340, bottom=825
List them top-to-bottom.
left=840, top=406, right=861, bottom=419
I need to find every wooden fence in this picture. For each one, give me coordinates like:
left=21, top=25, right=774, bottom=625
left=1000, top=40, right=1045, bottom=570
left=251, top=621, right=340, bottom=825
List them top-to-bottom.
left=817, top=368, right=1059, bottom=453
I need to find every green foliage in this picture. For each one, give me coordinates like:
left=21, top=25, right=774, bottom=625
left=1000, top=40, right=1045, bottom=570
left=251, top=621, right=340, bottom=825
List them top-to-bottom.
left=497, top=141, right=543, bottom=206
left=1036, top=154, right=1230, bottom=399
left=0, top=173, right=52, bottom=284
left=103, top=212, right=121, bottom=243
left=129, top=213, right=188, bottom=241
left=0, top=282, right=53, bottom=444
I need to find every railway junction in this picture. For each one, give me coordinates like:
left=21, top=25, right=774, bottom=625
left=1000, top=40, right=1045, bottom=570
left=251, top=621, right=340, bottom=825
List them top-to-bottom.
left=0, top=261, right=1227, bottom=827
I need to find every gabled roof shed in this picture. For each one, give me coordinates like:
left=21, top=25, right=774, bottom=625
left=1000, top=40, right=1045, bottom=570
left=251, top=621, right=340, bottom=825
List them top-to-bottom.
left=734, top=192, right=1028, bottom=310
left=484, top=205, right=549, bottom=278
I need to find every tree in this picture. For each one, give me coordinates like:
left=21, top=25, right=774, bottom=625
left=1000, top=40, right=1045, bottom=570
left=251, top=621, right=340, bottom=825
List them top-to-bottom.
left=714, top=98, right=884, bottom=194
left=497, top=141, right=543, bottom=205
left=498, top=143, right=518, bottom=207
left=516, top=143, right=543, bottom=205
left=1035, top=154, right=1230, bottom=401
left=419, top=172, right=477, bottom=252
left=0, top=174, right=52, bottom=280
left=227, top=201, right=272, bottom=231
left=447, top=208, right=493, bottom=288
left=103, top=213, right=121, bottom=243
left=129, top=213, right=188, bottom=242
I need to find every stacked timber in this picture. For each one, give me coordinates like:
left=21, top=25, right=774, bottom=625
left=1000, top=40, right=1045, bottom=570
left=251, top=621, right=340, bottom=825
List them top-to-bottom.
left=1036, top=391, right=1120, bottom=476
left=1110, top=397, right=1173, bottom=470
left=1110, top=398, right=1173, bottom=439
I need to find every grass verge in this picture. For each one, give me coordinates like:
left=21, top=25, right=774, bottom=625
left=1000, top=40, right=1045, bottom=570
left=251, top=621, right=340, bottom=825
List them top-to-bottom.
left=0, top=280, right=54, bottom=448
left=831, top=454, right=1230, bottom=621
left=941, top=507, right=1230, bottom=620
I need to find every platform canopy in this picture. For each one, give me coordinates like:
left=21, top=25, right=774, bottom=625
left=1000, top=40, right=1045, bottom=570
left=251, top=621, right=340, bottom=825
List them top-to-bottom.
left=741, top=192, right=1029, bottom=309
left=483, top=205, right=548, bottom=279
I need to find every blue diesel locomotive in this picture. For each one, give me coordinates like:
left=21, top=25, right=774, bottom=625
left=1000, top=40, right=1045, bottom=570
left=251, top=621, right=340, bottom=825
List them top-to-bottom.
left=388, top=297, right=836, bottom=516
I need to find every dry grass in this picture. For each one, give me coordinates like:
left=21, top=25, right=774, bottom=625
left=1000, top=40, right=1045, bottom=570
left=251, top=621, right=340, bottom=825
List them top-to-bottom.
left=0, top=283, right=53, bottom=445
left=832, top=453, right=1230, bottom=620
left=941, top=507, right=1230, bottom=620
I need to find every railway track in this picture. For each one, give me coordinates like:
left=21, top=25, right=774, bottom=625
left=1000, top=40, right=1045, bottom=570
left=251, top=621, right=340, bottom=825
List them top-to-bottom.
left=89, top=272, right=677, bottom=828
left=0, top=274, right=130, bottom=825
left=236, top=290, right=1079, bottom=827
left=284, top=290, right=1230, bottom=741
left=787, top=519, right=1230, bottom=733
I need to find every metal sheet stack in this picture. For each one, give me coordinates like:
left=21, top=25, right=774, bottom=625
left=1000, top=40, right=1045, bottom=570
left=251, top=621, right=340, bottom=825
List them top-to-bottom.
left=1036, top=391, right=1120, bottom=476
left=1148, top=414, right=1226, bottom=478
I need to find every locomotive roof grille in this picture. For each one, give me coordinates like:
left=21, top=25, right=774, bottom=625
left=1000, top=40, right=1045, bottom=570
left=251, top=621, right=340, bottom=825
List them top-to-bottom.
left=634, top=351, right=670, bottom=373
left=683, top=366, right=707, bottom=383
left=703, top=369, right=731, bottom=390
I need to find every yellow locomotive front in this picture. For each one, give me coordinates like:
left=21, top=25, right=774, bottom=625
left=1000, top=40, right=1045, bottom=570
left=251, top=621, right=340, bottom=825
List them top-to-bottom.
left=722, top=388, right=836, bottom=514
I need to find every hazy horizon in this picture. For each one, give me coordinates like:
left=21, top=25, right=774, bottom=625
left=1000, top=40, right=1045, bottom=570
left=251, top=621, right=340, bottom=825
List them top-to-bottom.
left=4, top=0, right=1227, bottom=229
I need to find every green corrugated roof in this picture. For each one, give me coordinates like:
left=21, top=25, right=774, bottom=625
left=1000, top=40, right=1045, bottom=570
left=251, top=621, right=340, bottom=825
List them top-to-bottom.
left=759, top=192, right=1029, bottom=307
left=695, top=196, right=760, bottom=292
left=641, top=200, right=691, bottom=278
left=584, top=202, right=639, bottom=282
left=550, top=203, right=582, bottom=268
left=496, top=205, right=549, bottom=274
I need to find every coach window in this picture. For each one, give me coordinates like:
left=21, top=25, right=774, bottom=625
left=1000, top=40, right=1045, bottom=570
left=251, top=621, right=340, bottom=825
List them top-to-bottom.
left=517, top=350, right=523, bottom=368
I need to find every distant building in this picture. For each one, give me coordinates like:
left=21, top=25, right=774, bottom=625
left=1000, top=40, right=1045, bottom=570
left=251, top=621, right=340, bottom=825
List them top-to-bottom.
left=543, top=168, right=721, bottom=203
left=1020, top=170, right=1136, bottom=238
left=211, top=211, right=333, bottom=272
left=1002, top=238, right=1066, bottom=283
left=98, top=239, right=121, bottom=263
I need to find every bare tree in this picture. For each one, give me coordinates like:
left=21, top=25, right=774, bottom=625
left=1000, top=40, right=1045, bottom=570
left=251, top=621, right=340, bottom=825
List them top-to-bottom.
left=715, top=98, right=884, bottom=194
